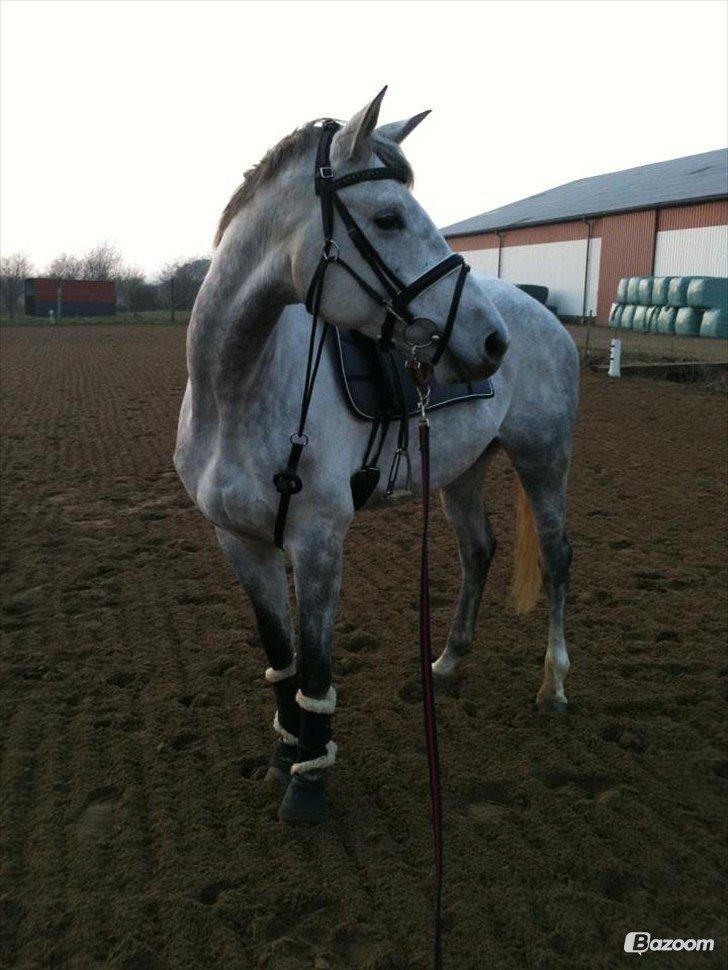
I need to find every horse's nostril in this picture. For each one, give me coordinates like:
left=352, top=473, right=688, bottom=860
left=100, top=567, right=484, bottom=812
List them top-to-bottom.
left=484, top=331, right=508, bottom=361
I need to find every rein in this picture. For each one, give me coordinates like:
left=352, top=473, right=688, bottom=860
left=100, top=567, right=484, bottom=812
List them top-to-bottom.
left=407, top=357, right=445, bottom=970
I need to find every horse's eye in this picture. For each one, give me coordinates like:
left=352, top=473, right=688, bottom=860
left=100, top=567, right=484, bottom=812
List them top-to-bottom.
left=373, top=211, right=404, bottom=231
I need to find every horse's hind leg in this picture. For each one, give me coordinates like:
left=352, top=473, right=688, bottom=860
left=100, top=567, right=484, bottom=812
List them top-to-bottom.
left=508, top=446, right=573, bottom=713
left=433, top=449, right=497, bottom=681
left=215, top=527, right=300, bottom=783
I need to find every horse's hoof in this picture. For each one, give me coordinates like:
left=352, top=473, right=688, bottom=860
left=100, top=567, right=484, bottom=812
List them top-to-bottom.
left=432, top=657, right=457, bottom=685
left=536, top=693, right=568, bottom=715
left=267, top=740, right=296, bottom=787
left=278, top=771, right=328, bottom=825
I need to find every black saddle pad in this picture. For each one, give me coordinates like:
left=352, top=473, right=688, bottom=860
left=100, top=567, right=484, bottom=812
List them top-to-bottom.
left=333, top=329, right=494, bottom=421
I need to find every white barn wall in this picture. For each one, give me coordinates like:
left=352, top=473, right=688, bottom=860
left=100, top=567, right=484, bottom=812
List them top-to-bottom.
left=654, top=225, right=728, bottom=277
left=458, top=238, right=601, bottom=316
left=501, top=238, right=600, bottom=316
left=460, top=247, right=499, bottom=276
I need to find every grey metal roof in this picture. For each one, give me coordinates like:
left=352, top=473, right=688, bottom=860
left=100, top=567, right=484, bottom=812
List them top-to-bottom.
left=442, top=148, right=728, bottom=237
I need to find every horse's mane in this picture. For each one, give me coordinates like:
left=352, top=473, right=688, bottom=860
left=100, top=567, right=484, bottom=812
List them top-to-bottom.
left=213, top=120, right=414, bottom=247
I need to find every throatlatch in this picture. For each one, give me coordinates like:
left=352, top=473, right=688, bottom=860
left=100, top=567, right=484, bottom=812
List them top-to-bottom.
left=273, top=119, right=470, bottom=549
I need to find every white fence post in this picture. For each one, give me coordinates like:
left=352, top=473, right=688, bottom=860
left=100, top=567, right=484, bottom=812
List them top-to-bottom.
left=608, top=338, right=622, bottom=378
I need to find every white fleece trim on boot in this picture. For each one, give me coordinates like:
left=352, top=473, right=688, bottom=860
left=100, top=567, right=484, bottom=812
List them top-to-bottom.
left=265, top=659, right=297, bottom=684
left=295, top=686, right=337, bottom=714
left=272, top=712, right=298, bottom=746
left=291, top=740, right=337, bottom=775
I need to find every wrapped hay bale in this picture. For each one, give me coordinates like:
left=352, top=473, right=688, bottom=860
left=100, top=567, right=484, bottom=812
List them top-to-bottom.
left=651, top=277, right=672, bottom=305
left=667, top=277, right=690, bottom=307
left=686, top=277, right=728, bottom=310
left=616, top=278, right=629, bottom=303
left=626, top=278, right=641, bottom=304
left=638, top=278, right=653, bottom=306
left=609, top=303, right=623, bottom=327
left=620, top=303, right=636, bottom=329
left=632, top=305, right=649, bottom=331
left=646, top=306, right=661, bottom=331
left=656, top=306, right=678, bottom=333
left=674, top=306, right=702, bottom=336
left=699, top=307, right=728, bottom=339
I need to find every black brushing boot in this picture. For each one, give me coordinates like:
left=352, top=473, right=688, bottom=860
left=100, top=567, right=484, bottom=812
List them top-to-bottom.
left=266, top=671, right=300, bottom=786
left=279, top=693, right=336, bottom=825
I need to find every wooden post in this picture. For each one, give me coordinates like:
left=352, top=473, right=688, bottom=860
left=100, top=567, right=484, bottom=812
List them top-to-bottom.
left=170, top=276, right=175, bottom=323
left=56, top=281, right=63, bottom=323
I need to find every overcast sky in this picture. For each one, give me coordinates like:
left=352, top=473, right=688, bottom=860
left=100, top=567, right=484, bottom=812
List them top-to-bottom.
left=1, top=0, right=726, bottom=278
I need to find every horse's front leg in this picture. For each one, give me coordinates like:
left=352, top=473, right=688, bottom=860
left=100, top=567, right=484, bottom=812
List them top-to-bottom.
left=278, top=521, right=345, bottom=825
left=215, top=528, right=301, bottom=784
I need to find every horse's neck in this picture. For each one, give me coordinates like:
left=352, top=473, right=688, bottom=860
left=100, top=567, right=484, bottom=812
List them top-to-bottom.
left=187, top=221, right=294, bottom=408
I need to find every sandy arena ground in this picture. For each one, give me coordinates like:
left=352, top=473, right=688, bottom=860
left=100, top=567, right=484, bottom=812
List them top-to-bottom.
left=1, top=324, right=726, bottom=969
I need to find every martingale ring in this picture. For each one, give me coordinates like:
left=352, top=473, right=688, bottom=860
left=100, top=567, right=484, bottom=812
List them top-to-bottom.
left=403, top=317, right=439, bottom=350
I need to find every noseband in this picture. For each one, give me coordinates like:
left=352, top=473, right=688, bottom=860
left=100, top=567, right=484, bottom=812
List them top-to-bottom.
left=273, top=119, right=471, bottom=550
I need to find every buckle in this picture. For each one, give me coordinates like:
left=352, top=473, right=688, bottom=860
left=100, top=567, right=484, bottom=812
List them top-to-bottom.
left=319, top=166, right=333, bottom=179
left=322, top=240, right=340, bottom=263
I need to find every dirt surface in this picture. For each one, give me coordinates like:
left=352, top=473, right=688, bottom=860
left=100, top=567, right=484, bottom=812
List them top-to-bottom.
left=1, top=324, right=726, bottom=969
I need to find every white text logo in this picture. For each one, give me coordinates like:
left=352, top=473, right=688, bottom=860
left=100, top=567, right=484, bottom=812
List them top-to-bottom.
left=624, top=932, right=714, bottom=954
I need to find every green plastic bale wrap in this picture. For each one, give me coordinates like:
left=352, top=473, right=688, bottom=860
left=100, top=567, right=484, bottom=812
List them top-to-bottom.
left=651, top=277, right=672, bottom=305
left=667, top=277, right=690, bottom=307
left=686, top=277, right=728, bottom=310
left=616, top=278, right=629, bottom=303
left=626, top=278, right=641, bottom=304
left=637, top=278, right=653, bottom=306
left=609, top=303, right=623, bottom=327
left=620, top=303, right=636, bottom=329
left=632, top=305, right=649, bottom=331
left=646, top=306, right=661, bottom=331
left=656, top=306, right=678, bottom=333
left=674, top=306, right=702, bottom=336
left=699, top=307, right=728, bottom=339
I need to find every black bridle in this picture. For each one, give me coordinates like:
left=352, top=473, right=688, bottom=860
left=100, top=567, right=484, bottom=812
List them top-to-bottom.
left=273, top=119, right=471, bottom=550
left=305, top=119, right=470, bottom=360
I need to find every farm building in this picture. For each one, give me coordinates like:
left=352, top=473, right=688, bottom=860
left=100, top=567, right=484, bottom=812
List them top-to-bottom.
left=442, top=148, right=728, bottom=324
left=24, top=278, right=116, bottom=318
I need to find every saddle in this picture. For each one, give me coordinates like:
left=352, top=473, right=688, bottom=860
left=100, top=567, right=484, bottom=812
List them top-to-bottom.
left=332, top=329, right=494, bottom=509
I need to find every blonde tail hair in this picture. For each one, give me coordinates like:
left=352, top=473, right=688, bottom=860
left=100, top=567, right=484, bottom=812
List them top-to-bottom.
left=511, top=476, right=542, bottom=613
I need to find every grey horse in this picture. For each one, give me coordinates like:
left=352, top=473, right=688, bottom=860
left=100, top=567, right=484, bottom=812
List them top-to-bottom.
left=174, top=89, right=579, bottom=824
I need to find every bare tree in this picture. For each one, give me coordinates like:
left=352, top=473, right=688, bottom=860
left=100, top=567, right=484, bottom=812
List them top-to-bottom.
left=82, top=242, right=122, bottom=281
left=46, top=252, right=83, bottom=279
left=0, top=253, right=33, bottom=320
left=159, top=256, right=211, bottom=312
left=116, top=268, right=157, bottom=315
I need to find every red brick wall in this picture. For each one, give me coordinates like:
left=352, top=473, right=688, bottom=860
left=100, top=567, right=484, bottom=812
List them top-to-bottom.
left=596, top=210, right=657, bottom=324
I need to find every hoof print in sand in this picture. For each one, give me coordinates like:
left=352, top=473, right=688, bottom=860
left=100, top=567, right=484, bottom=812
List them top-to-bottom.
left=340, top=631, right=382, bottom=654
left=537, top=770, right=613, bottom=799
left=466, top=781, right=516, bottom=822
left=76, top=787, right=122, bottom=848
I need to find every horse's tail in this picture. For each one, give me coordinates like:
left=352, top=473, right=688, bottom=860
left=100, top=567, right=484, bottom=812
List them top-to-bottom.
left=511, top=475, right=542, bottom=613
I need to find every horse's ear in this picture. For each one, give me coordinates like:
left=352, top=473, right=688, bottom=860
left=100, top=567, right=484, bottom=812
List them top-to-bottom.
left=334, top=86, right=388, bottom=162
left=376, top=110, right=431, bottom=144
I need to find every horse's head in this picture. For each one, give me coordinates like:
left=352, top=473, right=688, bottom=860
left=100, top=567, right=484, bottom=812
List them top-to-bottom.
left=289, top=89, right=509, bottom=383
